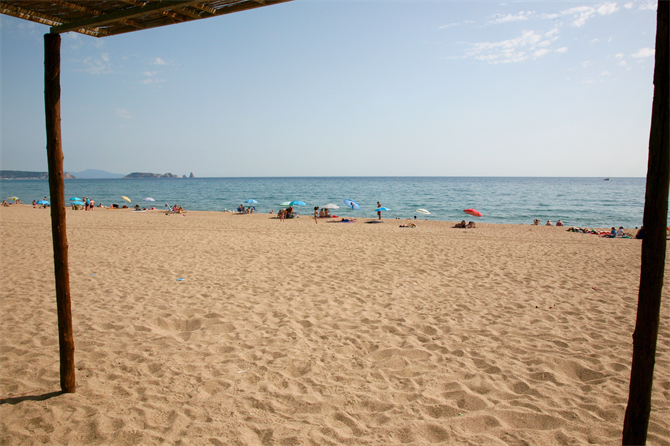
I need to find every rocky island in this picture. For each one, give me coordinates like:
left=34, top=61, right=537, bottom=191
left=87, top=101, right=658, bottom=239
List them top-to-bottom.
left=124, top=172, right=180, bottom=179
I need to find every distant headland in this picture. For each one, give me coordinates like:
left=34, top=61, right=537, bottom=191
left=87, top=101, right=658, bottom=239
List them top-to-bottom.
left=0, top=170, right=77, bottom=180
left=1, top=170, right=195, bottom=179
left=124, top=172, right=195, bottom=179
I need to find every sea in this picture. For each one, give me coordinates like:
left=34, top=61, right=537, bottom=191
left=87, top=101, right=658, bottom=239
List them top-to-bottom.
left=0, top=177, right=657, bottom=229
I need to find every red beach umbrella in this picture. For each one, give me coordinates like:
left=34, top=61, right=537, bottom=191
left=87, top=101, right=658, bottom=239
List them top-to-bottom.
left=464, top=208, right=482, bottom=217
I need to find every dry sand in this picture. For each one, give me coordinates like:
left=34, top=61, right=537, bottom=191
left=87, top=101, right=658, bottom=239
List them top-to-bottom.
left=1, top=205, right=669, bottom=445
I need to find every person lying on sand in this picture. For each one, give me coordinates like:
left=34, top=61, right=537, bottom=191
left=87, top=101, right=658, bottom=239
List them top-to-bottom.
left=453, top=220, right=466, bottom=228
left=466, top=221, right=476, bottom=228
left=399, top=222, right=417, bottom=228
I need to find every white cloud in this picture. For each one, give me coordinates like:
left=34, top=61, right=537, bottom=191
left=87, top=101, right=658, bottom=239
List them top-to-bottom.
left=624, top=2, right=634, bottom=8
left=638, top=2, right=658, bottom=11
left=560, top=3, right=618, bottom=27
left=598, top=3, right=619, bottom=15
left=562, top=6, right=597, bottom=27
left=489, top=11, right=533, bottom=24
left=438, top=20, right=474, bottom=29
left=545, top=28, right=559, bottom=39
left=468, top=30, right=557, bottom=64
left=556, top=47, right=568, bottom=53
left=632, top=47, right=655, bottom=58
left=81, top=53, right=112, bottom=75
left=615, top=53, right=624, bottom=58
left=152, top=57, right=167, bottom=65
left=617, top=60, right=628, bottom=66
left=143, top=71, right=158, bottom=77
left=600, top=71, right=612, bottom=76
left=115, top=108, right=133, bottom=119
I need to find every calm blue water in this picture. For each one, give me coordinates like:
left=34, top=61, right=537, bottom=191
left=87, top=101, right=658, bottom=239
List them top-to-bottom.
left=0, top=177, right=655, bottom=228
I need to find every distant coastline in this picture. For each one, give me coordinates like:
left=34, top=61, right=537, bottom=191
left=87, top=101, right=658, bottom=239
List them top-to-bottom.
left=0, top=170, right=77, bottom=180
left=0, top=170, right=195, bottom=180
left=124, top=172, right=195, bottom=179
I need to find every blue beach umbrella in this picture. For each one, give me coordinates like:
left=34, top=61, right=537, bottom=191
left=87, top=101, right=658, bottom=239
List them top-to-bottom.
left=69, top=197, right=82, bottom=201
left=36, top=199, right=49, bottom=205
left=244, top=199, right=259, bottom=204
left=344, top=199, right=360, bottom=210
left=71, top=201, right=84, bottom=206
left=289, top=201, right=306, bottom=206
left=375, top=207, right=391, bottom=212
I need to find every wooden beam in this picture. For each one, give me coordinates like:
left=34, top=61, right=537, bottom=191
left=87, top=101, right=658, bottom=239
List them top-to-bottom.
left=50, top=0, right=200, bottom=34
left=622, top=2, right=669, bottom=444
left=0, top=3, right=104, bottom=37
left=192, top=3, right=217, bottom=15
left=173, top=6, right=204, bottom=20
left=44, top=33, right=76, bottom=394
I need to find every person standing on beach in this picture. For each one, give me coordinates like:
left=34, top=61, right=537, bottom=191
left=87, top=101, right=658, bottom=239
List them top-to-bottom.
left=377, top=201, right=382, bottom=220
left=314, top=206, right=319, bottom=224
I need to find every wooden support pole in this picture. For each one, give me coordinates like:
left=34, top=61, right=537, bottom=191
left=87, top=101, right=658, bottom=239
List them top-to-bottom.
left=622, top=2, right=669, bottom=444
left=44, top=33, right=75, bottom=394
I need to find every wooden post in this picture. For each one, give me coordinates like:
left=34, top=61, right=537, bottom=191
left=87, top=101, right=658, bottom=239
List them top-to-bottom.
left=622, top=2, right=669, bottom=444
left=44, top=33, right=75, bottom=393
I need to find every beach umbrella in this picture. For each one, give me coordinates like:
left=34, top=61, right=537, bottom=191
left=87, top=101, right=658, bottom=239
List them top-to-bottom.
left=7, top=196, right=19, bottom=201
left=121, top=196, right=131, bottom=202
left=69, top=197, right=81, bottom=201
left=143, top=197, right=155, bottom=202
left=36, top=199, right=49, bottom=205
left=244, top=199, right=259, bottom=204
left=344, top=199, right=360, bottom=210
left=71, top=201, right=84, bottom=206
left=279, top=201, right=292, bottom=207
left=289, top=201, right=306, bottom=206
left=322, top=203, right=340, bottom=209
left=375, top=207, right=391, bottom=212
left=464, top=208, right=483, bottom=217
left=416, top=209, right=430, bottom=215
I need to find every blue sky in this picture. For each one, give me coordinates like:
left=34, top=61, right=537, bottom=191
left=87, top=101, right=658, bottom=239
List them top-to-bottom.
left=0, top=1, right=659, bottom=177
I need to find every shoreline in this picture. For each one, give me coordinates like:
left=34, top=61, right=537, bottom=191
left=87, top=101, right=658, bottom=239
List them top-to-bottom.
left=2, top=204, right=644, bottom=232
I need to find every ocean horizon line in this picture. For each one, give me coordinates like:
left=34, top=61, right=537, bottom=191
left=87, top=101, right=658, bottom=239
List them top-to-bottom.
left=4, top=175, right=644, bottom=180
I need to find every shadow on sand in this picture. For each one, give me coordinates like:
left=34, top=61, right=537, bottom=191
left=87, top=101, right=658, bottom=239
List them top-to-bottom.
left=0, top=390, right=64, bottom=405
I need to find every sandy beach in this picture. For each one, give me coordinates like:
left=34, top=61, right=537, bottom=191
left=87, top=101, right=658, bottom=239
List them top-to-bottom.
left=1, top=205, right=668, bottom=445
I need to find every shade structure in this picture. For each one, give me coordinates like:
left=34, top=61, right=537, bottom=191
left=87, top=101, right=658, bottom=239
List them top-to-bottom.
left=0, top=0, right=294, bottom=38
left=121, top=196, right=131, bottom=202
left=143, top=197, right=155, bottom=202
left=244, top=199, right=259, bottom=204
left=289, top=201, right=306, bottom=206
left=322, top=203, right=340, bottom=209
left=375, top=207, right=390, bottom=212
left=464, top=208, right=482, bottom=218
left=416, top=209, right=430, bottom=215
